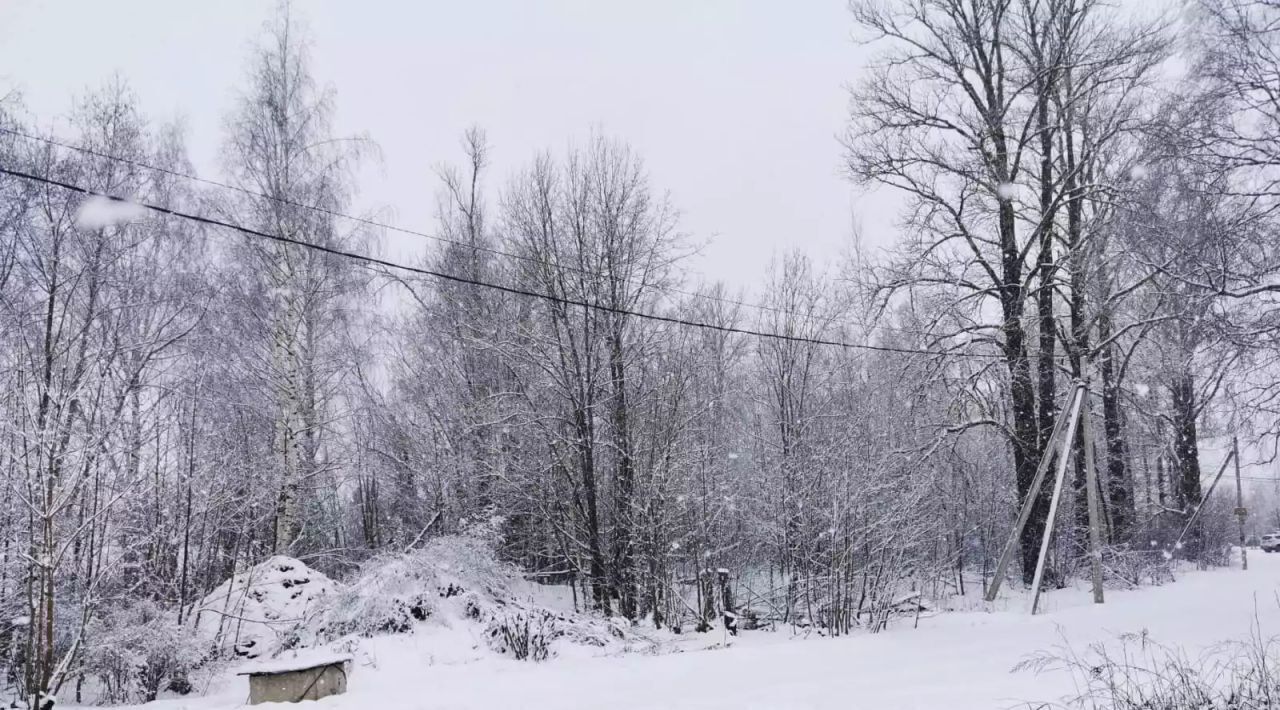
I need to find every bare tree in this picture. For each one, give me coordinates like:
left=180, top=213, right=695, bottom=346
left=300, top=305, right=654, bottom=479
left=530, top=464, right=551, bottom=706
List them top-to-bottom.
left=221, top=3, right=372, bottom=555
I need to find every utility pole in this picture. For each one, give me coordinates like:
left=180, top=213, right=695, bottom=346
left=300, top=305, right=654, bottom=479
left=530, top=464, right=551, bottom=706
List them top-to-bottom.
left=985, top=381, right=1106, bottom=613
left=1030, top=384, right=1086, bottom=615
left=984, top=385, right=1078, bottom=602
left=1081, top=392, right=1105, bottom=604
left=1233, top=436, right=1248, bottom=571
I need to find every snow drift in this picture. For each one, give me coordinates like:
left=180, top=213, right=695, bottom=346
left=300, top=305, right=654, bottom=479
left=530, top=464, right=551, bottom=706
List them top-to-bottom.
left=192, top=556, right=334, bottom=660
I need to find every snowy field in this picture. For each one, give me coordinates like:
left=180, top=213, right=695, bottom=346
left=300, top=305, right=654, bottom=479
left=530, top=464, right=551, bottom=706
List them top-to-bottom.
left=95, top=550, right=1280, bottom=710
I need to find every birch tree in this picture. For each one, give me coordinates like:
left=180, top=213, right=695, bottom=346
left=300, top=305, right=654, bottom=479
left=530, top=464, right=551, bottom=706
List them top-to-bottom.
left=221, top=5, right=371, bottom=555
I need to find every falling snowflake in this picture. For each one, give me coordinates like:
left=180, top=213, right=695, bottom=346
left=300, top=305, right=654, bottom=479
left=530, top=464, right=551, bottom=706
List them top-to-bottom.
left=996, top=182, right=1018, bottom=201
left=75, top=195, right=147, bottom=229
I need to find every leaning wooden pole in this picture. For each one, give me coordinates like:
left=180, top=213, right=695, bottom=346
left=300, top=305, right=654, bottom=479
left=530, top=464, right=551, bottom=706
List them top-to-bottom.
left=985, top=384, right=1081, bottom=602
left=1030, top=384, right=1085, bottom=615
left=1080, top=388, right=1105, bottom=605
left=1172, top=447, right=1236, bottom=559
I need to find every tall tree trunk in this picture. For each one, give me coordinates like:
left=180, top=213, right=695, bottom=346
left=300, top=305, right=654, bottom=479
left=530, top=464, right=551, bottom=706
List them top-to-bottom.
left=1034, top=16, right=1061, bottom=485
left=1034, top=55, right=1060, bottom=565
left=1062, top=68, right=1092, bottom=541
left=1000, top=200, right=1043, bottom=585
left=1097, top=313, right=1133, bottom=538
left=608, top=328, right=637, bottom=619
left=1171, top=371, right=1203, bottom=555
left=574, top=405, right=610, bottom=614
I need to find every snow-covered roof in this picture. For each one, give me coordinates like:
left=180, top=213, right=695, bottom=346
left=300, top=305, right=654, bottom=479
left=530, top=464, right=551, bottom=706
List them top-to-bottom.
left=237, top=651, right=352, bottom=676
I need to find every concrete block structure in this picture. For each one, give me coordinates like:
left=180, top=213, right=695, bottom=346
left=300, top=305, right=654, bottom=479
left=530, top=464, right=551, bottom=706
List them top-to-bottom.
left=240, top=653, right=351, bottom=704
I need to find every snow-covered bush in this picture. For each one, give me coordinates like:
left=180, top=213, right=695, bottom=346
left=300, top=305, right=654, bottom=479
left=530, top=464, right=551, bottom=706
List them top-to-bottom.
left=179, top=524, right=642, bottom=667
left=295, top=526, right=634, bottom=660
left=309, top=530, right=521, bottom=644
left=1099, top=547, right=1175, bottom=588
left=81, top=600, right=209, bottom=704
left=485, top=609, right=559, bottom=661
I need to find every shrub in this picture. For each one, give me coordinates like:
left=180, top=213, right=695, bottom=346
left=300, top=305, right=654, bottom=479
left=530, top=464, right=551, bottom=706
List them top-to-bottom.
left=309, top=531, right=520, bottom=644
left=1092, top=547, right=1174, bottom=589
left=81, top=600, right=209, bottom=704
left=485, top=609, right=559, bottom=661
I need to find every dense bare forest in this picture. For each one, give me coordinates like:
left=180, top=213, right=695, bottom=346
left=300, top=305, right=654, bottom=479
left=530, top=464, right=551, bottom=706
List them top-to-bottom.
left=3, top=0, right=1280, bottom=706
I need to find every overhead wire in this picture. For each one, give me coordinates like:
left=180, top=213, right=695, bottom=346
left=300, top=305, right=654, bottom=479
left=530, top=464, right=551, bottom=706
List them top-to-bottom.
left=0, top=125, right=839, bottom=325
left=2, top=126, right=1030, bottom=350
left=0, top=163, right=1008, bottom=359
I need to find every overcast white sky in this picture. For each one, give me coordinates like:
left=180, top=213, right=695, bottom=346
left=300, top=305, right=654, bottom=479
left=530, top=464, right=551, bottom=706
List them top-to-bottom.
left=0, top=0, right=897, bottom=292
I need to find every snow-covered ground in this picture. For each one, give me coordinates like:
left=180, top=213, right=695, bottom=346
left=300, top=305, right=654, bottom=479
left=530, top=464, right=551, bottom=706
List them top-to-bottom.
left=97, top=550, right=1280, bottom=710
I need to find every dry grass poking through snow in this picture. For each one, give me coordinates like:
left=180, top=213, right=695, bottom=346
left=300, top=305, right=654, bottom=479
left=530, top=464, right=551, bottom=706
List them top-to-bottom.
left=1019, top=625, right=1280, bottom=709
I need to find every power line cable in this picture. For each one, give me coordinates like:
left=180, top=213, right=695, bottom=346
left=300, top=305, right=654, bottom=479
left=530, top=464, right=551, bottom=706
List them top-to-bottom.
left=0, top=125, right=837, bottom=325
left=4, top=126, right=1017, bottom=349
left=0, top=163, right=1006, bottom=359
